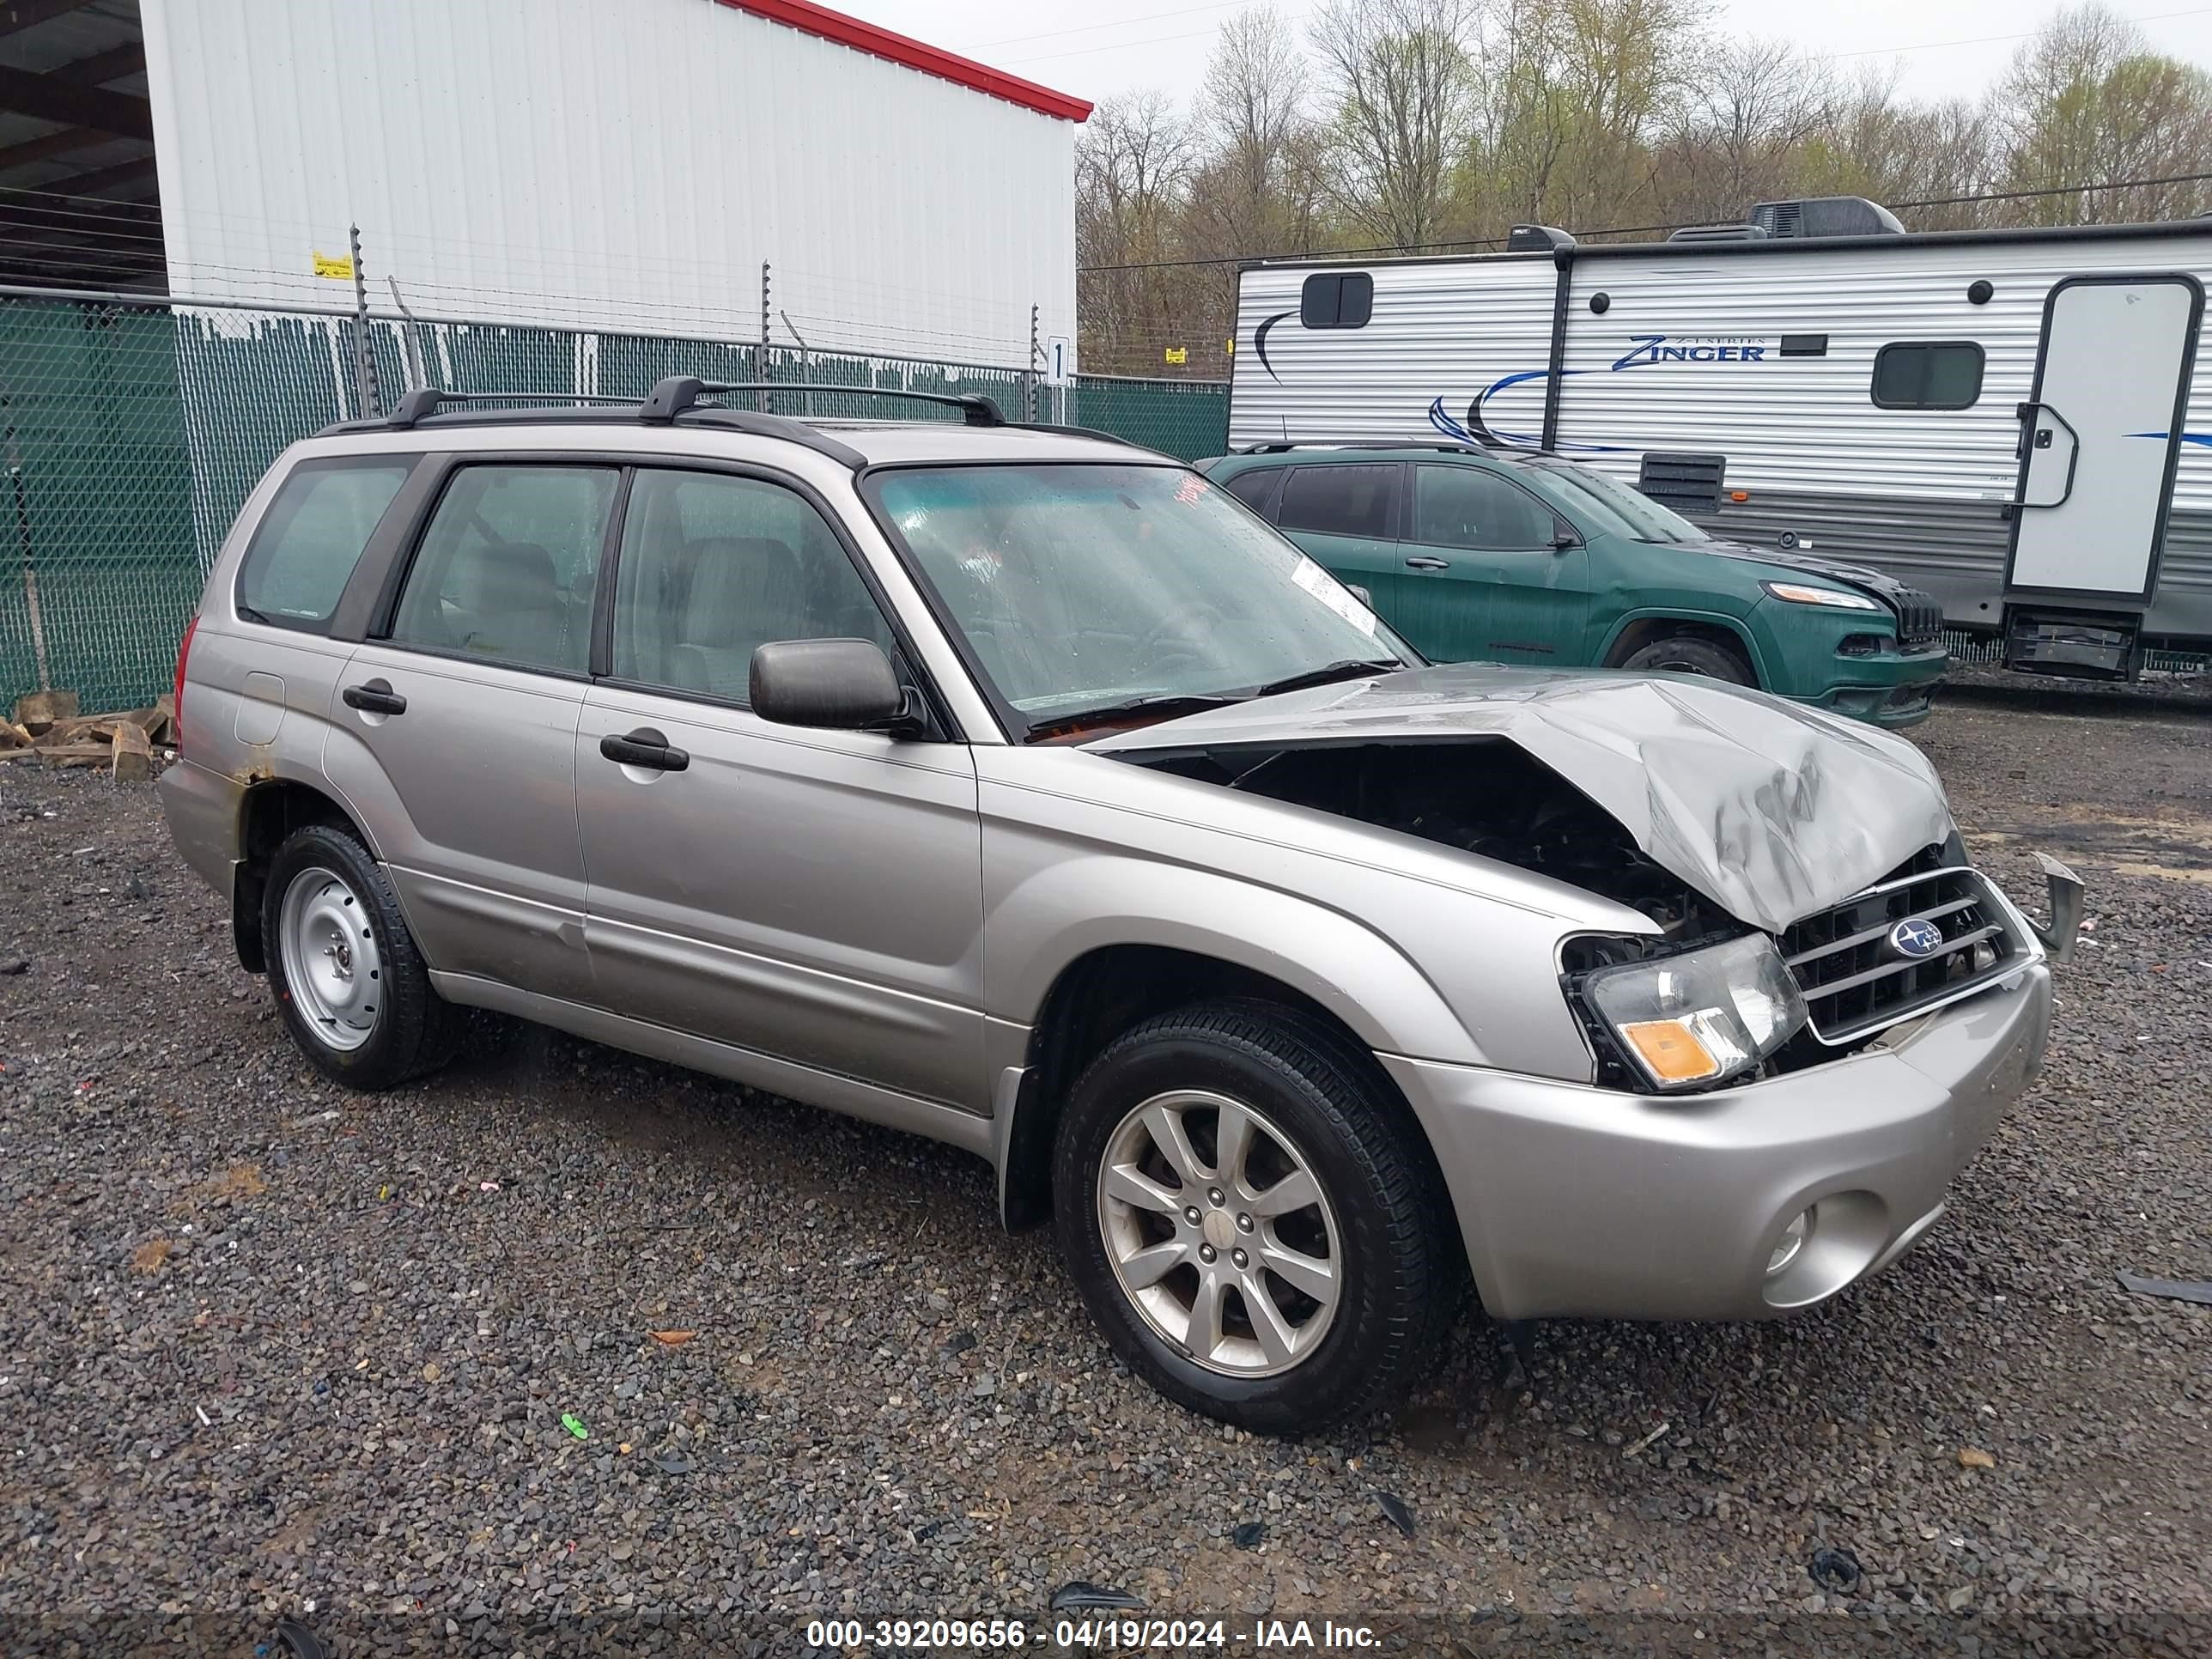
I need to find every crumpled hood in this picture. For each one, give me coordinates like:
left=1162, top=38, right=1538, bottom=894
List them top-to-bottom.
left=1089, top=664, right=1955, bottom=934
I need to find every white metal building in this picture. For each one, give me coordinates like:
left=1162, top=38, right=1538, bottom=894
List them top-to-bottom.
left=127, top=0, right=1085, bottom=364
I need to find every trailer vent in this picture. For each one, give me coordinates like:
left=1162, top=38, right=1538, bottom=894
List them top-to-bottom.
left=1748, top=197, right=1904, bottom=239
left=1638, top=452, right=1728, bottom=514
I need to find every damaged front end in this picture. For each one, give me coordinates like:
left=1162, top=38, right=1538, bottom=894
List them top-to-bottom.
left=1095, top=665, right=2081, bottom=1093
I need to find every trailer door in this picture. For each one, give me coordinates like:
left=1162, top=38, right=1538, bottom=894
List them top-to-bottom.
left=2007, top=274, right=2203, bottom=600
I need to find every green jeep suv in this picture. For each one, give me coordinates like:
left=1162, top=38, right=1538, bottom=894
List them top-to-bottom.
left=1200, top=444, right=1948, bottom=726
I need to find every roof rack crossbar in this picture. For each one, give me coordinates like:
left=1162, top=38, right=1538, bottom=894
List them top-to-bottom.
left=640, top=376, right=1006, bottom=426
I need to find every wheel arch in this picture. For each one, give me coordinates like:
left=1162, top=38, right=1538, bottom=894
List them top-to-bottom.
left=1599, top=609, right=1768, bottom=684
left=230, top=778, right=372, bottom=972
left=995, top=939, right=1458, bottom=1244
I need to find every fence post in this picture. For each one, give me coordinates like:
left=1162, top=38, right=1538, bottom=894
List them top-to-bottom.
left=349, top=224, right=379, bottom=418
left=758, top=261, right=771, bottom=413
left=1026, top=303, right=1040, bottom=423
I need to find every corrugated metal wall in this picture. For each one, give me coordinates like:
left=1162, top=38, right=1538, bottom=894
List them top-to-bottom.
left=139, top=0, right=1077, bottom=368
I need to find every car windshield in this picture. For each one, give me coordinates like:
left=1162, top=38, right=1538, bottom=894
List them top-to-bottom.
left=1521, top=459, right=1711, bottom=545
left=868, top=464, right=1412, bottom=735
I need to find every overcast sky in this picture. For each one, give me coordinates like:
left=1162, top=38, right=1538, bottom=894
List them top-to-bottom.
left=828, top=0, right=2212, bottom=113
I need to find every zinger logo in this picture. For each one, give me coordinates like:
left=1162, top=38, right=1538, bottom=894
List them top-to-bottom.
left=1428, top=332, right=1779, bottom=450
left=1613, top=333, right=1769, bottom=368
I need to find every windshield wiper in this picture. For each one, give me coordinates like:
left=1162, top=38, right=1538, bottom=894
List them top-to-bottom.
left=1248, top=659, right=1402, bottom=698
left=1025, top=691, right=1243, bottom=740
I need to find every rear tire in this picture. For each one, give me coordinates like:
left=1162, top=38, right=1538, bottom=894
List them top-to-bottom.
left=1619, top=633, right=1754, bottom=685
left=260, top=823, right=455, bottom=1090
left=1051, top=999, right=1450, bottom=1433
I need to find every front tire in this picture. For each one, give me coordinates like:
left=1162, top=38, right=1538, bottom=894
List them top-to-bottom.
left=1619, top=633, right=1754, bottom=684
left=261, top=823, right=454, bottom=1090
left=1051, top=1000, right=1450, bottom=1433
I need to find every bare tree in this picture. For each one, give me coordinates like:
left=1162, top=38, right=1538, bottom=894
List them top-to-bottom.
left=1310, top=0, right=1479, bottom=248
left=1994, top=3, right=2212, bottom=224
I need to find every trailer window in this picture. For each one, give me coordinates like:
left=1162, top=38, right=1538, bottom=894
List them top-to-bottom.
left=1300, top=271, right=1373, bottom=329
left=1871, top=342, right=1984, bottom=410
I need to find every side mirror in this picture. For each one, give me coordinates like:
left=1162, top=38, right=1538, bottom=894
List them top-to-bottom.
left=1551, top=530, right=1582, bottom=551
left=1344, top=584, right=1375, bottom=607
left=750, top=638, right=915, bottom=732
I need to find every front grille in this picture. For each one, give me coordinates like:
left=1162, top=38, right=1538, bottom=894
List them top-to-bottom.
left=1891, top=587, right=1944, bottom=647
left=1780, top=850, right=2021, bottom=1044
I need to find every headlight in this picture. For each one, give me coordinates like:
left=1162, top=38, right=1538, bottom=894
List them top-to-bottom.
left=1760, top=580, right=1881, bottom=611
left=1578, top=933, right=1808, bottom=1091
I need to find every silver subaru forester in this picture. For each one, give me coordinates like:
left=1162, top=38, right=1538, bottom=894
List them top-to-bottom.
left=161, top=380, right=2075, bottom=1431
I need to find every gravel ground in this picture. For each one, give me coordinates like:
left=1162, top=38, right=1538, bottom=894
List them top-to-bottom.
left=2, top=696, right=2206, bottom=1657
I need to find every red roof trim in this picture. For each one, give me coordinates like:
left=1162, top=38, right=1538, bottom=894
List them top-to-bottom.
left=714, top=0, right=1093, bottom=123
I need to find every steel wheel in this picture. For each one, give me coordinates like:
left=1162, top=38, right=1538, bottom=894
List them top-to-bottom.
left=276, top=865, right=384, bottom=1053
left=1096, top=1088, right=1342, bottom=1377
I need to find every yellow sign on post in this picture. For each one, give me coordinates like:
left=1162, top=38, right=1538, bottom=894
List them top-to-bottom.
left=312, top=251, right=355, bottom=280
left=1164, top=346, right=1187, bottom=366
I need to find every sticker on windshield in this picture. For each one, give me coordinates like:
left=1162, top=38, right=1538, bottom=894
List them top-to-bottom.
left=1175, top=474, right=1208, bottom=505
left=1292, top=556, right=1379, bottom=636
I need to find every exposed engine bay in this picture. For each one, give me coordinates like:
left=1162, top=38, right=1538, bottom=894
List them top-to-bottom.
left=1127, top=738, right=1741, bottom=942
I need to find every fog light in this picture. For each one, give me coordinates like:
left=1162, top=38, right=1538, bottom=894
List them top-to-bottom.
left=1768, top=1209, right=1812, bottom=1276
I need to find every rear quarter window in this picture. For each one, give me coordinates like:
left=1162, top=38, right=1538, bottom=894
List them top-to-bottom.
left=234, top=458, right=415, bottom=632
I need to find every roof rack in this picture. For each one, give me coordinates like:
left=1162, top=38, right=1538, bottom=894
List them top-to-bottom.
left=639, top=376, right=1005, bottom=426
left=378, top=388, right=635, bottom=430
left=1237, top=440, right=1486, bottom=456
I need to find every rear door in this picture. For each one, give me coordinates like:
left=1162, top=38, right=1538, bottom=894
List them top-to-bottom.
left=2008, top=274, right=2204, bottom=601
left=323, top=460, right=618, bottom=1005
left=1273, top=462, right=1407, bottom=611
left=574, top=464, right=988, bottom=1113
left=1404, top=464, right=1587, bottom=664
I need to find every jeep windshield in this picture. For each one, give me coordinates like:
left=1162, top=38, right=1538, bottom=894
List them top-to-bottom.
left=1517, top=458, right=1711, bottom=546
left=866, top=464, right=1413, bottom=738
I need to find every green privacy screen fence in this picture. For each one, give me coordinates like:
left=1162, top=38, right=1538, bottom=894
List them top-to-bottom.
left=0, top=287, right=1230, bottom=712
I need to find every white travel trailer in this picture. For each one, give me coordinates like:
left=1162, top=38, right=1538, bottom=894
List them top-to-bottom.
left=1226, top=202, right=2212, bottom=678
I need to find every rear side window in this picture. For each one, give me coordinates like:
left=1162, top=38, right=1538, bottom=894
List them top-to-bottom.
left=1300, top=271, right=1373, bottom=329
left=1871, top=342, right=1984, bottom=410
left=234, top=459, right=413, bottom=631
left=1279, top=464, right=1398, bottom=540
left=387, top=465, right=619, bottom=674
left=1413, top=465, right=1558, bottom=550
left=1220, top=467, right=1284, bottom=520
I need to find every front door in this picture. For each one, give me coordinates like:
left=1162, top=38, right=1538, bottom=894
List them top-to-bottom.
left=2008, top=274, right=2203, bottom=600
left=323, top=460, right=619, bottom=1005
left=573, top=465, right=988, bottom=1113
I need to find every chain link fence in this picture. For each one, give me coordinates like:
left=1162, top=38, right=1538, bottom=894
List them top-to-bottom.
left=0, top=286, right=1231, bottom=712
left=1066, top=373, right=1230, bottom=463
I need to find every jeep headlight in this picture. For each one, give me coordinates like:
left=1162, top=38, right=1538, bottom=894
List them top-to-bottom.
left=1760, top=580, right=1881, bottom=611
left=1578, top=933, right=1808, bottom=1091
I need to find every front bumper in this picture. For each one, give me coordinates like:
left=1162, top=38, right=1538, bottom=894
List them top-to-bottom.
left=1806, top=641, right=1949, bottom=728
left=1382, top=961, right=2051, bottom=1322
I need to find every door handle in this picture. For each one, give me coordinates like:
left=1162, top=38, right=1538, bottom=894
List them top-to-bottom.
left=1404, top=555, right=1452, bottom=571
left=341, top=678, right=406, bottom=716
left=599, top=727, right=690, bottom=773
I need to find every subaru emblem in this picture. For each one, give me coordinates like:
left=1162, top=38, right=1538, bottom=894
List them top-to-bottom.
left=1889, top=917, right=1943, bottom=958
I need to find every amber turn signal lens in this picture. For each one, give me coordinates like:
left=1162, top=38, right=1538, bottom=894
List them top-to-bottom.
left=1729, top=489, right=1750, bottom=502
left=1618, top=1018, right=1722, bottom=1084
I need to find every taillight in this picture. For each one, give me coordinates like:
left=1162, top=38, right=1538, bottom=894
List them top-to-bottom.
left=172, top=615, right=198, bottom=757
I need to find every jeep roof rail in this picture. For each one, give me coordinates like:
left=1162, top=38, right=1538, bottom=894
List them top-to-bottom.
left=640, top=376, right=1006, bottom=427
left=1237, top=440, right=1486, bottom=455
